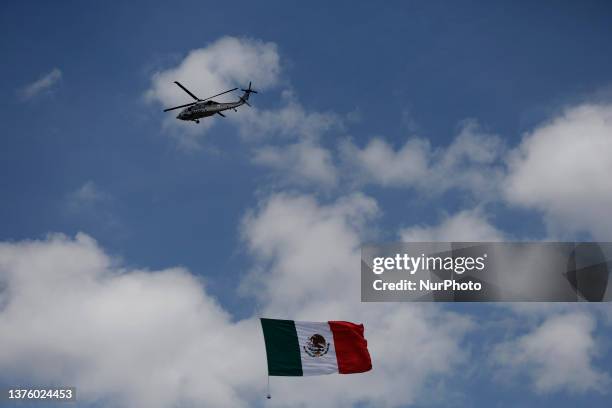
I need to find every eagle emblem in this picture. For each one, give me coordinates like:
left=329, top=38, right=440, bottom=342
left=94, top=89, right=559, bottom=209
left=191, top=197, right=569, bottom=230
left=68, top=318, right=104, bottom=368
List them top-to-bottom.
left=303, top=333, right=330, bottom=357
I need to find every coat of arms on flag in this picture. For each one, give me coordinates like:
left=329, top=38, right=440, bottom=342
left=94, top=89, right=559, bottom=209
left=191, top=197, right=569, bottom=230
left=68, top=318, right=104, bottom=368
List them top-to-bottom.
left=260, top=318, right=372, bottom=376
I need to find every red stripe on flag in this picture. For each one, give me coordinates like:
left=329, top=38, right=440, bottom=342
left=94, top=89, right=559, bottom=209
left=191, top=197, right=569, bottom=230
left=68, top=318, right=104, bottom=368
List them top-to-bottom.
left=329, top=321, right=372, bottom=374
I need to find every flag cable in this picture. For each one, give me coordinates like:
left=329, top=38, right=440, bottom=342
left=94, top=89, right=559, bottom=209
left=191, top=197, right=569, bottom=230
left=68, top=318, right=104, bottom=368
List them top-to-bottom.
left=255, top=302, right=271, bottom=400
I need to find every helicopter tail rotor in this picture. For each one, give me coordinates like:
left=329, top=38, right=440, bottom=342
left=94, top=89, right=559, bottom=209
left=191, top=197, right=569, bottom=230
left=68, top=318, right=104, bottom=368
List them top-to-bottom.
left=241, top=81, right=258, bottom=94
left=239, top=82, right=257, bottom=107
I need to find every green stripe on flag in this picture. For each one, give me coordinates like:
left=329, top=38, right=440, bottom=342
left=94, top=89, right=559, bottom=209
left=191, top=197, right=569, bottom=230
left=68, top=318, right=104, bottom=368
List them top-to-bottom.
left=260, top=318, right=303, bottom=376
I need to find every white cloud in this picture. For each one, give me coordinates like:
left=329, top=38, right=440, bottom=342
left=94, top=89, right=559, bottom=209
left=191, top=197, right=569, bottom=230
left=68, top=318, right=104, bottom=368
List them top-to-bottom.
left=145, top=36, right=281, bottom=143
left=145, top=37, right=341, bottom=149
left=146, top=37, right=280, bottom=108
left=145, top=39, right=612, bottom=242
left=19, top=68, right=62, bottom=100
left=230, top=89, right=341, bottom=141
left=341, top=102, right=612, bottom=241
left=504, top=104, right=612, bottom=240
left=341, top=121, right=505, bottom=196
left=341, top=136, right=430, bottom=185
left=253, top=140, right=338, bottom=188
left=65, top=181, right=122, bottom=231
left=66, top=181, right=110, bottom=210
left=2, top=192, right=609, bottom=406
left=241, top=193, right=474, bottom=407
left=241, top=193, right=378, bottom=313
left=0, top=196, right=476, bottom=408
left=399, top=209, right=505, bottom=242
left=0, top=233, right=263, bottom=408
left=492, top=312, right=611, bottom=394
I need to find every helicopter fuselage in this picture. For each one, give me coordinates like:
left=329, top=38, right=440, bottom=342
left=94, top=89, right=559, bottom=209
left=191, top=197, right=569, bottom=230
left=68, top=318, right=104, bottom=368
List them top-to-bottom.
left=163, top=81, right=256, bottom=123
left=176, top=100, right=243, bottom=121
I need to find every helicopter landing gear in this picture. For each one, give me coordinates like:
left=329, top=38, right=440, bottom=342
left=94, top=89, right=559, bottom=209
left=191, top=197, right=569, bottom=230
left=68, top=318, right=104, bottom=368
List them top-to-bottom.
left=194, top=119, right=200, bottom=124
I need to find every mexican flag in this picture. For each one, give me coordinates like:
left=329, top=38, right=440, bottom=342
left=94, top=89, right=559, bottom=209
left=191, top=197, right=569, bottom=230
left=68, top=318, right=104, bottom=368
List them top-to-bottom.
left=260, top=318, right=372, bottom=376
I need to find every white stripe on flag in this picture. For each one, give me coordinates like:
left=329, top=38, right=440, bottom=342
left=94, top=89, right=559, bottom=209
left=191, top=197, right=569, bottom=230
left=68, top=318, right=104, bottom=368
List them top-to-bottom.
left=295, top=321, right=339, bottom=376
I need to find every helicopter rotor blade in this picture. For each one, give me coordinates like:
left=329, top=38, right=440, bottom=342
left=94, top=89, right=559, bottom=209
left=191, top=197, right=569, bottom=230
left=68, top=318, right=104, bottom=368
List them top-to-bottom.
left=174, top=81, right=200, bottom=101
left=201, top=87, right=239, bottom=102
left=163, top=101, right=198, bottom=112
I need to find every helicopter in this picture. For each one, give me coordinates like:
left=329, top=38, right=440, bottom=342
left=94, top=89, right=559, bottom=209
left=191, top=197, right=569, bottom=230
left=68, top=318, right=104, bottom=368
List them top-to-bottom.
left=163, top=81, right=257, bottom=123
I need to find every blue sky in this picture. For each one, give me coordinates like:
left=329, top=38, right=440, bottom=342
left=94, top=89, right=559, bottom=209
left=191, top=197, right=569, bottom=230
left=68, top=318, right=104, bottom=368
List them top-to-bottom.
left=1, top=1, right=612, bottom=407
